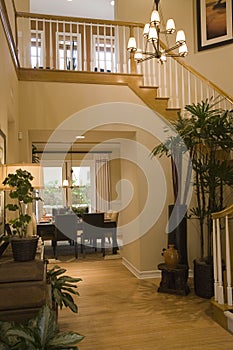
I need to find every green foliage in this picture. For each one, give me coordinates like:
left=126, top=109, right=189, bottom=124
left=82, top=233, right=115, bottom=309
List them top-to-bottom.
left=151, top=97, right=233, bottom=260
left=32, top=144, right=40, bottom=164
left=3, top=169, right=41, bottom=237
left=71, top=185, right=90, bottom=206
left=47, top=265, right=82, bottom=313
left=0, top=304, right=84, bottom=349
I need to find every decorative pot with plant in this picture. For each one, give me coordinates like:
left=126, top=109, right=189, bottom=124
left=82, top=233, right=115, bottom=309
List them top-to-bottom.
left=152, top=98, right=233, bottom=298
left=3, top=168, right=42, bottom=262
left=47, top=265, right=82, bottom=320
left=0, top=304, right=84, bottom=349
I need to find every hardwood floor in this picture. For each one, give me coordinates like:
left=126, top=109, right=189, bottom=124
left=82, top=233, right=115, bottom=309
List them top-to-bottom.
left=52, top=256, right=233, bottom=350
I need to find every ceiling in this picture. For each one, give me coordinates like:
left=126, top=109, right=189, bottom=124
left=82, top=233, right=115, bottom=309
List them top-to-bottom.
left=30, top=0, right=115, bottom=20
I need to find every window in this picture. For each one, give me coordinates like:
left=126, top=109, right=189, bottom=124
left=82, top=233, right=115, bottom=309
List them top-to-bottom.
left=30, top=30, right=43, bottom=68
left=57, top=33, right=82, bottom=70
left=93, top=35, right=116, bottom=72
left=71, top=166, right=91, bottom=209
left=40, top=167, right=63, bottom=216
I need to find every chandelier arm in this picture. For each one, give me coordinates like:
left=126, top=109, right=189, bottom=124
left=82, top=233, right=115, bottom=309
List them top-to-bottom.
left=152, top=40, right=160, bottom=57
left=164, top=43, right=182, bottom=54
left=136, top=53, right=158, bottom=63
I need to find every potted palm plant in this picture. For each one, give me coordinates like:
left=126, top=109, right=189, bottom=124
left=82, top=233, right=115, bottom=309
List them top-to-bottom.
left=152, top=98, right=233, bottom=298
left=3, top=168, right=42, bottom=261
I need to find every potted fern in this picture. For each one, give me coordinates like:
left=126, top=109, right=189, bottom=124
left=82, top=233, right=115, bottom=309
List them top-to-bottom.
left=152, top=98, right=233, bottom=298
left=3, top=168, right=42, bottom=261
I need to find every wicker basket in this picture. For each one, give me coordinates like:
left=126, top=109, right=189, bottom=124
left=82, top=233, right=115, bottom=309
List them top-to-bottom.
left=11, top=236, right=39, bottom=262
left=193, top=258, right=214, bottom=299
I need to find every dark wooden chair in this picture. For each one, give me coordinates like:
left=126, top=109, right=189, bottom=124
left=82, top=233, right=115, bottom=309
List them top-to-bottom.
left=82, top=212, right=105, bottom=257
left=52, top=214, right=78, bottom=259
left=0, top=224, right=12, bottom=257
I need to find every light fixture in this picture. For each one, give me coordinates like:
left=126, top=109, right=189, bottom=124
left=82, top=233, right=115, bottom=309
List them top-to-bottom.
left=110, top=0, right=115, bottom=6
left=127, top=0, right=188, bottom=64
left=62, top=145, right=79, bottom=189
left=0, top=163, right=44, bottom=189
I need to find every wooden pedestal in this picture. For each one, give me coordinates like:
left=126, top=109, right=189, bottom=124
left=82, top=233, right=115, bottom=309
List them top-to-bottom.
left=158, top=263, right=190, bottom=296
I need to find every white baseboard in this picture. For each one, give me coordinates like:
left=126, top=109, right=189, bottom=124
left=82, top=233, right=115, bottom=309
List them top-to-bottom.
left=122, top=257, right=193, bottom=279
left=122, top=257, right=161, bottom=279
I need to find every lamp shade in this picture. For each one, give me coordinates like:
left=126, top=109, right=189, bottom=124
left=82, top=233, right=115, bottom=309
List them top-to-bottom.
left=151, top=10, right=160, bottom=24
left=166, top=19, right=175, bottom=33
left=143, top=23, right=150, bottom=37
left=148, top=26, right=158, bottom=42
left=176, top=30, right=186, bottom=44
left=127, top=37, right=137, bottom=52
left=179, top=43, right=188, bottom=56
left=134, top=49, right=143, bottom=60
left=0, top=164, right=44, bottom=189
left=62, top=179, right=69, bottom=187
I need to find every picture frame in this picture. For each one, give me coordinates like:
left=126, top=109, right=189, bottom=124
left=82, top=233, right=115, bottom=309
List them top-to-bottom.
left=197, top=0, right=233, bottom=51
left=0, top=130, right=6, bottom=235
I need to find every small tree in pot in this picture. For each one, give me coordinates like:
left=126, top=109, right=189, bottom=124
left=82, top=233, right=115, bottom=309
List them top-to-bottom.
left=152, top=98, right=233, bottom=298
left=3, top=168, right=42, bottom=261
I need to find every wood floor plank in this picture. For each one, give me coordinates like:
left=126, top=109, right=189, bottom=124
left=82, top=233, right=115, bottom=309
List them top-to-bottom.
left=50, top=258, right=233, bottom=349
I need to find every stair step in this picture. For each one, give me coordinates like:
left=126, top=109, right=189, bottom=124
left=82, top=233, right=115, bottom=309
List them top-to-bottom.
left=139, top=85, right=158, bottom=89
left=166, top=107, right=181, bottom=111
left=211, top=299, right=230, bottom=332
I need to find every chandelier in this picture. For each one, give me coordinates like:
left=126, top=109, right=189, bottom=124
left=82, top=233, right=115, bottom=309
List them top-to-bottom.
left=127, top=0, right=188, bottom=64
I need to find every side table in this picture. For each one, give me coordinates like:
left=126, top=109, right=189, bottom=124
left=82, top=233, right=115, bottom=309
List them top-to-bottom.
left=158, top=263, right=190, bottom=296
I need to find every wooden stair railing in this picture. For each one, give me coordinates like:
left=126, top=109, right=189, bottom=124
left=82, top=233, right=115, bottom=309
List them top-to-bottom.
left=1, top=0, right=233, bottom=119
left=212, top=204, right=233, bottom=307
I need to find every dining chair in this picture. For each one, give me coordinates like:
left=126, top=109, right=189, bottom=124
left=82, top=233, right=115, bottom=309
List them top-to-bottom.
left=105, top=211, right=119, bottom=244
left=82, top=212, right=105, bottom=257
left=52, top=213, right=78, bottom=259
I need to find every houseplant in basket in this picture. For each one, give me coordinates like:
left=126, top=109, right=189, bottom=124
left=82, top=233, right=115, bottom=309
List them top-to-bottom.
left=152, top=98, right=233, bottom=298
left=3, top=168, right=42, bottom=261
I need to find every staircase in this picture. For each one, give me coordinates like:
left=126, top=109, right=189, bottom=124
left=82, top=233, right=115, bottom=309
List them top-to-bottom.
left=6, top=8, right=231, bottom=120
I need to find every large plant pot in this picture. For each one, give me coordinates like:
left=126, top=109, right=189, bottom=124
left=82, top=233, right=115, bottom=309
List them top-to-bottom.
left=168, top=204, right=188, bottom=266
left=11, top=236, right=39, bottom=262
left=193, top=258, right=214, bottom=299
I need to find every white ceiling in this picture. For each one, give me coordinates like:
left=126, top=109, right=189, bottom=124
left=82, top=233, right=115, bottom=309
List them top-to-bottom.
left=30, top=0, right=114, bottom=20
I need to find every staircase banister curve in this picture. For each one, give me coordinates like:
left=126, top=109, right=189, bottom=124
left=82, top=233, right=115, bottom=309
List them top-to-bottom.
left=212, top=204, right=233, bottom=219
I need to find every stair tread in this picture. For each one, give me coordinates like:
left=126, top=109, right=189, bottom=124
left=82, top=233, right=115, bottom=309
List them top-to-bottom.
left=140, top=85, right=158, bottom=89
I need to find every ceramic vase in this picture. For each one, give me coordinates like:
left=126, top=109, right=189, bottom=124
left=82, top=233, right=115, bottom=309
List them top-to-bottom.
left=163, top=244, right=179, bottom=269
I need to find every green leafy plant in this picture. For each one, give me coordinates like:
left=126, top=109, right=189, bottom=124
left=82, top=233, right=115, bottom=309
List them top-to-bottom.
left=151, top=98, right=233, bottom=261
left=32, top=144, right=40, bottom=163
left=3, top=169, right=41, bottom=238
left=47, top=265, right=82, bottom=313
left=0, top=304, right=84, bottom=349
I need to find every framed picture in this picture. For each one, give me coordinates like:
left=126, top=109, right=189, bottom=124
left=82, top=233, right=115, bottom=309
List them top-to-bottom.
left=197, top=0, right=233, bottom=51
left=0, top=130, right=6, bottom=235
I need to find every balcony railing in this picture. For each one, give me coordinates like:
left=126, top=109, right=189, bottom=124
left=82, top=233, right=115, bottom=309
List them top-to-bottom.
left=1, top=0, right=233, bottom=112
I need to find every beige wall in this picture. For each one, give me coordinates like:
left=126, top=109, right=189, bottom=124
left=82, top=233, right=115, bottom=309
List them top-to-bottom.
left=0, top=0, right=208, bottom=274
left=116, top=0, right=233, bottom=97
left=0, top=12, right=19, bottom=163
